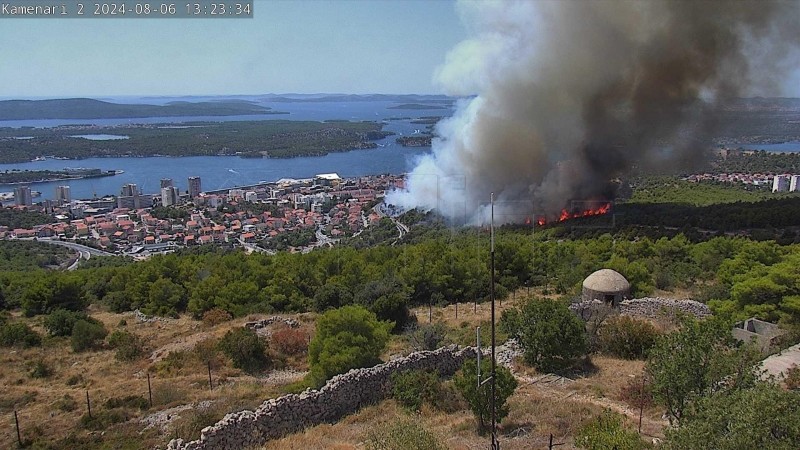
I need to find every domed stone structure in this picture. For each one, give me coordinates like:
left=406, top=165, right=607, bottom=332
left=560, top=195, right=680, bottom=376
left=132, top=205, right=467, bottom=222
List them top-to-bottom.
left=582, top=269, right=630, bottom=306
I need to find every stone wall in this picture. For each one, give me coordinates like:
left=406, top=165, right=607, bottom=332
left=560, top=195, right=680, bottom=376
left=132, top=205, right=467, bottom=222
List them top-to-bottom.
left=569, top=297, right=712, bottom=321
left=167, top=345, right=477, bottom=450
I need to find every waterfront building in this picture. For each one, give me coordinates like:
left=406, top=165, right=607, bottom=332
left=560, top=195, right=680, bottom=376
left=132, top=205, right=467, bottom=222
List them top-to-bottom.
left=188, top=176, right=202, bottom=199
left=160, top=178, right=174, bottom=189
left=121, top=183, right=139, bottom=197
left=55, top=185, right=71, bottom=206
left=14, top=186, right=32, bottom=206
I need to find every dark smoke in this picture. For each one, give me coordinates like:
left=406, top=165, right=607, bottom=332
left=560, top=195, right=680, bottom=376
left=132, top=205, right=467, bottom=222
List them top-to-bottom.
left=387, top=0, right=800, bottom=224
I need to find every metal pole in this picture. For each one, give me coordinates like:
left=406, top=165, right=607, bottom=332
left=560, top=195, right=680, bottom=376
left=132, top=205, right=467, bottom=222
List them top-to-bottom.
left=490, top=193, right=498, bottom=450
left=476, top=327, right=481, bottom=388
left=147, top=372, right=153, bottom=407
left=86, top=391, right=92, bottom=419
left=14, top=410, right=22, bottom=446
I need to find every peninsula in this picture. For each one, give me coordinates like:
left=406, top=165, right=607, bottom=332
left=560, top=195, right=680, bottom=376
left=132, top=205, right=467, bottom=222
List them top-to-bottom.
left=0, top=168, right=120, bottom=185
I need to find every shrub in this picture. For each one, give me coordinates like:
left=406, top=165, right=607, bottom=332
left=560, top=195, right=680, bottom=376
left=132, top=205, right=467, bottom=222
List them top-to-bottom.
left=501, top=298, right=588, bottom=372
left=308, top=305, right=392, bottom=386
left=202, top=308, right=232, bottom=326
left=43, top=309, right=87, bottom=337
left=596, top=316, right=659, bottom=359
left=71, top=319, right=108, bottom=352
left=0, top=322, right=42, bottom=348
left=405, top=322, right=447, bottom=351
left=217, top=327, right=270, bottom=374
left=271, top=327, right=309, bottom=356
left=107, top=330, right=144, bottom=361
left=193, top=338, right=223, bottom=368
left=153, top=350, right=193, bottom=377
left=454, top=358, right=518, bottom=434
left=28, top=359, right=53, bottom=379
left=786, top=364, right=800, bottom=391
left=391, top=369, right=441, bottom=411
left=65, top=374, right=84, bottom=386
left=619, top=374, right=654, bottom=409
left=151, top=383, right=186, bottom=407
left=54, top=394, right=78, bottom=412
left=104, top=395, right=149, bottom=410
left=174, top=404, right=224, bottom=441
left=79, top=409, right=129, bottom=431
left=575, top=410, right=650, bottom=450
left=365, top=418, right=445, bottom=450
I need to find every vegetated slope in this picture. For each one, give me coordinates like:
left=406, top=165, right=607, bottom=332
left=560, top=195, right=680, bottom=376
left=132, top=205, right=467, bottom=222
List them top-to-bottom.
left=0, top=98, right=276, bottom=120
left=0, top=120, right=392, bottom=162
left=626, top=177, right=780, bottom=206
left=0, top=208, right=53, bottom=229
left=0, top=240, right=75, bottom=270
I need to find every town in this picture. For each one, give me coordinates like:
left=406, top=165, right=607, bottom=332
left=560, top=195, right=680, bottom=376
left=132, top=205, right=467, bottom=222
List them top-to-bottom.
left=1, top=173, right=406, bottom=257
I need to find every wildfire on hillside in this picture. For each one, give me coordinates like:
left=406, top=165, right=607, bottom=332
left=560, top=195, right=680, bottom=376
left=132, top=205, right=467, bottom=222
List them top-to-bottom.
left=535, top=202, right=611, bottom=227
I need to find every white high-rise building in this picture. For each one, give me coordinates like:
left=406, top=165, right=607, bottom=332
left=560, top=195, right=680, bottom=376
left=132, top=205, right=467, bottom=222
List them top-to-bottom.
left=772, top=175, right=790, bottom=193
left=790, top=175, right=800, bottom=192
left=188, top=176, right=202, bottom=199
left=55, top=185, right=71, bottom=206
left=14, top=186, right=32, bottom=206
left=161, top=186, right=180, bottom=207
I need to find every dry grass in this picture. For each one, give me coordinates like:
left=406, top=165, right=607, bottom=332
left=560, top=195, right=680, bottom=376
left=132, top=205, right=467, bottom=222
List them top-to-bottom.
left=1, top=295, right=671, bottom=449
left=0, top=309, right=313, bottom=449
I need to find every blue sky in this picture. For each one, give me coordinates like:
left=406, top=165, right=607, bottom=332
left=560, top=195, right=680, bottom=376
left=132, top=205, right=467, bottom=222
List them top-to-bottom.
left=0, top=0, right=467, bottom=97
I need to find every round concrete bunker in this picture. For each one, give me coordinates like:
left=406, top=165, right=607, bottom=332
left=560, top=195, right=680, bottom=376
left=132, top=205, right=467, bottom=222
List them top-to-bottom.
left=582, top=269, right=630, bottom=306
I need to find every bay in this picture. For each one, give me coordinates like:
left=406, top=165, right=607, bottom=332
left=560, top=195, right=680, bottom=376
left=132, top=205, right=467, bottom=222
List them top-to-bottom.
left=0, top=100, right=448, bottom=201
left=738, top=141, right=800, bottom=153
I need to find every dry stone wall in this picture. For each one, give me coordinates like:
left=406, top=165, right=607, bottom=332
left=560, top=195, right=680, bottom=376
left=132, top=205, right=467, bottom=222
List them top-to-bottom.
left=569, top=297, right=711, bottom=321
left=166, top=344, right=477, bottom=450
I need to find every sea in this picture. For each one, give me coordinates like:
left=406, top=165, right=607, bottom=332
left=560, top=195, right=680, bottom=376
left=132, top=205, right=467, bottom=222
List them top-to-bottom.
left=0, top=100, right=450, bottom=201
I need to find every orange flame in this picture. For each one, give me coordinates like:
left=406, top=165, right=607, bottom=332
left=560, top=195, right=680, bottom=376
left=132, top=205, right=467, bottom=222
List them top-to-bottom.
left=536, top=202, right=611, bottom=227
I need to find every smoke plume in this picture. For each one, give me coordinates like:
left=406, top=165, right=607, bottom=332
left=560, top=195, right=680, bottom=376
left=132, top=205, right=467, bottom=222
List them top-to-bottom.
left=387, top=0, right=800, bottom=224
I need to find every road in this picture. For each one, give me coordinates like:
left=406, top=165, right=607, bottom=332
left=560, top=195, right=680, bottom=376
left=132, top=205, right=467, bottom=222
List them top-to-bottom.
left=374, top=203, right=408, bottom=240
left=33, top=238, right=114, bottom=269
left=37, top=238, right=114, bottom=257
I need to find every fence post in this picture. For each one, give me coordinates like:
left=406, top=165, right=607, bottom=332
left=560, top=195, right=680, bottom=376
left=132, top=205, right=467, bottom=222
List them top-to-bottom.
left=455, top=302, right=458, bottom=320
left=208, top=361, right=213, bottom=391
left=147, top=372, right=153, bottom=408
left=638, top=374, right=645, bottom=434
left=86, top=391, right=92, bottom=419
left=14, top=410, right=22, bottom=446
left=549, top=433, right=553, bottom=450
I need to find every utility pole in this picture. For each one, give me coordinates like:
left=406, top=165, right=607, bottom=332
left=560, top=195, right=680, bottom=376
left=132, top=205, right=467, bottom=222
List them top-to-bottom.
left=490, top=193, right=498, bottom=450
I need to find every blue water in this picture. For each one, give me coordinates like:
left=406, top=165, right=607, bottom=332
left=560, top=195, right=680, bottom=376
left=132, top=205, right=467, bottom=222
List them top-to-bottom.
left=0, top=100, right=449, bottom=201
left=70, top=134, right=130, bottom=140
left=739, top=141, right=800, bottom=153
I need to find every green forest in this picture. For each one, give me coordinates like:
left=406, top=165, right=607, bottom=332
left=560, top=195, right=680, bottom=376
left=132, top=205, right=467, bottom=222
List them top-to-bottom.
left=0, top=120, right=393, bottom=163
left=1, top=231, right=797, bottom=330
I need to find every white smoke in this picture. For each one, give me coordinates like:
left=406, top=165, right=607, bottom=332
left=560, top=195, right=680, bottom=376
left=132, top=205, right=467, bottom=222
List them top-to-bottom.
left=387, top=0, right=800, bottom=224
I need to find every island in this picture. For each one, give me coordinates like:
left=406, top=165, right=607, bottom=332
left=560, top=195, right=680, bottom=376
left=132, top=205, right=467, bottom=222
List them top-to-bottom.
left=0, top=98, right=286, bottom=121
left=388, top=103, right=449, bottom=110
left=0, top=120, right=395, bottom=163
left=396, top=135, right=433, bottom=147
left=0, top=168, right=121, bottom=185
